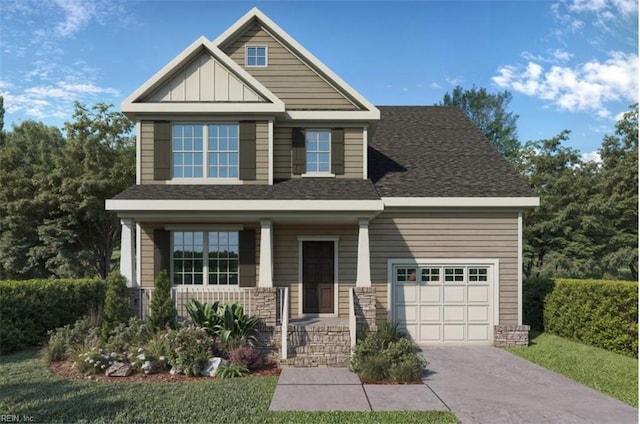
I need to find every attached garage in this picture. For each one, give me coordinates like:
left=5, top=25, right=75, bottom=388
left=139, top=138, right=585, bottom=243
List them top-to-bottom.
left=390, top=259, right=498, bottom=344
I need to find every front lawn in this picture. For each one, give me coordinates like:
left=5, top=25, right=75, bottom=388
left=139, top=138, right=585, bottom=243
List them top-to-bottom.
left=505, top=332, right=638, bottom=407
left=0, top=350, right=458, bottom=423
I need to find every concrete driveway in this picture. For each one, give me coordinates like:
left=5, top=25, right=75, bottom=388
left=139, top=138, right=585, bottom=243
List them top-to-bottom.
left=422, top=346, right=638, bottom=424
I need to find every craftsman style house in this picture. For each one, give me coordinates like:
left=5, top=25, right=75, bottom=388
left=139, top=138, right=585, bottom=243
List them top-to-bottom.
left=106, top=8, right=538, bottom=365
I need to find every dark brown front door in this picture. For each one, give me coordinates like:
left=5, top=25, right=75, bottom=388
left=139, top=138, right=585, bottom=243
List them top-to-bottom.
left=303, top=241, right=334, bottom=314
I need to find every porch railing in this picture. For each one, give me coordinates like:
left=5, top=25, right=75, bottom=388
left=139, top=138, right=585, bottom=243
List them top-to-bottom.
left=277, top=287, right=289, bottom=360
left=349, top=288, right=357, bottom=353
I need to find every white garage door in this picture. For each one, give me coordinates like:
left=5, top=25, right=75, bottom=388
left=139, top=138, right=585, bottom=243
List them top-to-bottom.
left=393, top=263, right=494, bottom=344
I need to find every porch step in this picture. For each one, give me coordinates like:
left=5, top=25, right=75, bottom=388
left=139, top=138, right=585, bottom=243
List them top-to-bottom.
left=281, top=321, right=352, bottom=368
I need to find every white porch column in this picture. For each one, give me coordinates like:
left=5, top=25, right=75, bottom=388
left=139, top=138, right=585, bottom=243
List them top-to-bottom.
left=356, top=218, right=371, bottom=287
left=120, top=219, right=136, bottom=287
left=258, top=219, right=273, bottom=287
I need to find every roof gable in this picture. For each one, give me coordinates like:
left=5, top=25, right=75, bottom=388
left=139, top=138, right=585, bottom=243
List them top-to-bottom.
left=214, top=8, right=379, bottom=119
left=121, top=36, right=284, bottom=118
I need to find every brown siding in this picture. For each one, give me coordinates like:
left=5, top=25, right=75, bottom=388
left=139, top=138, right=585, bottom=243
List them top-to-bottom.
left=222, top=23, right=358, bottom=111
left=140, top=121, right=269, bottom=184
left=272, top=126, right=363, bottom=180
left=369, top=212, right=519, bottom=325
left=139, top=223, right=261, bottom=288
left=272, top=224, right=358, bottom=318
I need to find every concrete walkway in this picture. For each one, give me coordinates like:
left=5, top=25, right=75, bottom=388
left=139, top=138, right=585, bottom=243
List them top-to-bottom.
left=423, top=346, right=638, bottom=424
left=269, top=368, right=448, bottom=411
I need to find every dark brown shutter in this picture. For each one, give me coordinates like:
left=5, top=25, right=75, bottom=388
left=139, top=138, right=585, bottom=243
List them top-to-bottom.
left=153, top=121, right=171, bottom=180
left=239, top=121, right=256, bottom=180
left=292, top=127, right=306, bottom=175
left=331, top=128, right=345, bottom=175
left=153, top=229, right=171, bottom=279
left=238, top=229, right=256, bottom=287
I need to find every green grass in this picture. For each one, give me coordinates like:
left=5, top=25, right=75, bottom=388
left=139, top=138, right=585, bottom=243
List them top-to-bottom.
left=505, top=332, right=638, bottom=407
left=0, top=350, right=458, bottom=423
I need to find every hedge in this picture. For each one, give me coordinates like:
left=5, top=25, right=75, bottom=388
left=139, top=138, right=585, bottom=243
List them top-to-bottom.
left=522, top=278, right=555, bottom=332
left=0, top=279, right=106, bottom=353
left=544, top=279, right=638, bottom=358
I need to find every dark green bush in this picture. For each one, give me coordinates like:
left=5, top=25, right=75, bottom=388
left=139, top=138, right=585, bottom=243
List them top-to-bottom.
left=149, top=270, right=176, bottom=330
left=101, top=272, right=132, bottom=340
left=522, top=278, right=555, bottom=331
left=0, top=279, right=105, bottom=353
left=544, top=279, right=638, bottom=357
left=390, top=356, right=426, bottom=383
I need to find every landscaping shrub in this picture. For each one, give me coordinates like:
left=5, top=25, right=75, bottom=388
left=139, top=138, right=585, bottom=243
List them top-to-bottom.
left=149, top=270, right=176, bottom=330
left=101, top=272, right=132, bottom=340
left=522, top=277, right=555, bottom=332
left=0, top=278, right=105, bottom=353
left=544, top=279, right=638, bottom=357
left=186, top=299, right=221, bottom=332
left=214, top=302, right=260, bottom=351
left=104, top=317, right=154, bottom=354
left=41, top=318, right=100, bottom=364
left=166, top=326, right=217, bottom=376
left=229, top=345, right=264, bottom=371
left=359, top=355, right=390, bottom=382
left=390, top=356, right=427, bottom=383
left=217, top=363, right=249, bottom=379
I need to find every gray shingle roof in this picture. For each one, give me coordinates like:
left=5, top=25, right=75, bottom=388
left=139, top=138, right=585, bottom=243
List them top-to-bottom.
left=369, top=106, right=537, bottom=197
left=112, top=178, right=380, bottom=200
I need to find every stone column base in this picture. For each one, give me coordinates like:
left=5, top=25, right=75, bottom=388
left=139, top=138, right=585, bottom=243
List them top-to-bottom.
left=494, top=325, right=530, bottom=347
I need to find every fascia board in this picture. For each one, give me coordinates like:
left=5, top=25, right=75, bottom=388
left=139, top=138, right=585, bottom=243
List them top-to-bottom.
left=213, top=7, right=380, bottom=116
left=121, top=35, right=284, bottom=111
left=285, top=110, right=380, bottom=121
left=381, top=197, right=540, bottom=208
left=106, top=199, right=385, bottom=212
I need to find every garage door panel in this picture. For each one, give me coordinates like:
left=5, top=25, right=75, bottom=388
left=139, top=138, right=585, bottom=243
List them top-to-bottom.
left=395, top=284, right=418, bottom=305
left=468, top=285, right=489, bottom=303
left=419, top=286, right=441, bottom=303
left=443, top=286, right=465, bottom=303
left=395, top=304, right=418, bottom=323
left=420, top=305, right=441, bottom=322
left=443, top=305, right=465, bottom=322
left=468, top=305, right=489, bottom=322
left=400, top=324, right=418, bottom=341
left=419, top=324, right=442, bottom=342
left=443, top=324, right=465, bottom=342
left=468, top=324, right=489, bottom=341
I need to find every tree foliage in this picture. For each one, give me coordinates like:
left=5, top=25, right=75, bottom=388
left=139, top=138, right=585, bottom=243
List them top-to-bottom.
left=438, top=85, right=521, bottom=160
left=149, top=270, right=177, bottom=330
left=101, top=272, right=132, bottom=340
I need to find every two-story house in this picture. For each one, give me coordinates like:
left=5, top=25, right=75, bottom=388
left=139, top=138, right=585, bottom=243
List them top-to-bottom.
left=106, top=8, right=538, bottom=366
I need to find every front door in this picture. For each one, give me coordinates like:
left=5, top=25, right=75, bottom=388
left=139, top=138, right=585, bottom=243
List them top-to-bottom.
left=302, top=241, right=334, bottom=314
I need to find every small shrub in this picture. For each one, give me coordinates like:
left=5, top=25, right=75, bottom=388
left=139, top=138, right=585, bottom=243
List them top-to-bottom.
left=149, top=270, right=176, bottom=330
left=101, top=272, right=132, bottom=340
left=186, top=299, right=221, bottom=332
left=214, top=303, right=260, bottom=351
left=105, top=317, right=154, bottom=354
left=42, top=318, right=101, bottom=364
left=377, top=321, right=401, bottom=345
left=166, top=326, right=217, bottom=376
left=143, top=332, right=171, bottom=370
left=350, top=332, right=385, bottom=373
left=41, top=333, right=67, bottom=364
left=382, top=337, right=421, bottom=364
left=229, top=345, right=263, bottom=371
left=359, top=355, right=390, bottom=382
left=390, top=356, right=427, bottom=383
left=217, top=363, right=249, bottom=379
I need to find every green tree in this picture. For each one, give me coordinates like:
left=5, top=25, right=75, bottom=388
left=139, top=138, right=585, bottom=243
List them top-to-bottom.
left=438, top=85, right=521, bottom=160
left=0, top=95, right=5, bottom=146
left=38, top=102, right=135, bottom=278
left=149, top=270, right=176, bottom=330
left=101, top=272, right=132, bottom=340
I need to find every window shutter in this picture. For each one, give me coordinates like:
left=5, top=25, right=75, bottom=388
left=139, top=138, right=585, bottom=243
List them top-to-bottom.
left=153, top=121, right=171, bottom=181
left=239, top=121, right=256, bottom=181
left=292, top=127, right=306, bottom=175
left=331, top=128, right=345, bottom=175
left=153, top=229, right=171, bottom=279
left=238, top=229, right=256, bottom=287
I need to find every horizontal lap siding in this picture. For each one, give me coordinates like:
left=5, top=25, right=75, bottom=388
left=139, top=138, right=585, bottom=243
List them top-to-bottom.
left=222, top=23, right=358, bottom=110
left=139, top=121, right=269, bottom=184
left=273, top=126, right=363, bottom=179
left=369, top=212, right=519, bottom=325
left=139, top=223, right=261, bottom=288
left=273, top=225, right=358, bottom=318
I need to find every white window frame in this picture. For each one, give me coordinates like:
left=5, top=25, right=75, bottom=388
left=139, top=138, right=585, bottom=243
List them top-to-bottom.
left=245, top=45, right=268, bottom=67
left=170, top=123, right=241, bottom=183
left=301, top=128, right=334, bottom=177
left=170, top=229, right=241, bottom=287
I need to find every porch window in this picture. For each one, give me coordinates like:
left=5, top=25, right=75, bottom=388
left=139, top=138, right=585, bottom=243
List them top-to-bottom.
left=172, top=123, right=238, bottom=179
left=172, top=231, right=239, bottom=286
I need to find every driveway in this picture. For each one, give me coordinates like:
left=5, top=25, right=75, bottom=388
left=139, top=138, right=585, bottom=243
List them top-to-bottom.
left=422, top=346, right=638, bottom=424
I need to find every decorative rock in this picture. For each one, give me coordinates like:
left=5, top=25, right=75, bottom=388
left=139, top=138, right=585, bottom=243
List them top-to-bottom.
left=200, top=357, right=228, bottom=377
left=142, top=360, right=155, bottom=374
left=105, top=361, right=133, bottom=377
left=170, top=366, right=183, bottom=375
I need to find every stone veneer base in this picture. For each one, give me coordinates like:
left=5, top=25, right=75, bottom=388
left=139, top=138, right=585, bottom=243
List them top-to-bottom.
left=494, top=325, right=530, bottom=347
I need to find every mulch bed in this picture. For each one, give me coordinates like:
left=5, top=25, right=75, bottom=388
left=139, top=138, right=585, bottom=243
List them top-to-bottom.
left=49, top=360, right=281, bottom=383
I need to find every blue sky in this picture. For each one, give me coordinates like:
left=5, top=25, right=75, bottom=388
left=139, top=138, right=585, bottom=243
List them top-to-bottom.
left=1, top=0, right=637, bottom=159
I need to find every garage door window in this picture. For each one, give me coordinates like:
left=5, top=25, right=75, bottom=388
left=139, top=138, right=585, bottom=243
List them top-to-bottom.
left=396, top=267, right=417, bottom=282
left=444, top=267, right=464, bottom=282
left=421, top=268, right=440, bottom=282
left=469, top=268, right=488, bottom=282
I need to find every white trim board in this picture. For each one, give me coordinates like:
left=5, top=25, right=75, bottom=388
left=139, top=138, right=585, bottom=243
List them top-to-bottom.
left=382, top=197, right=540, bottom=208
left=106, top=199, right=385, bottom=212
left=297, top=236, right=340, bottom=318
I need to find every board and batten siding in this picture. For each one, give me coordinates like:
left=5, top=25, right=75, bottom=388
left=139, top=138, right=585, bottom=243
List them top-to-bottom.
left=221, top=23, right=358, bottom=111
left=139, top=120, right=269, bottom=185
left=273, top=126, right=363, bottom=180
left=369, top=212, right=520, bottom=325
left=139, top=222, right=261, bottom=288
left=272, top=224, right=358, bottom=318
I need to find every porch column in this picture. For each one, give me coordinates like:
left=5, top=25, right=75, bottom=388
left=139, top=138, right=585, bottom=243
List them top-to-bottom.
left=356, top=218, right=371, bottom=287
left=120, top=219, right=136, bottom=287
left=258, top=219, right=273, bottom=287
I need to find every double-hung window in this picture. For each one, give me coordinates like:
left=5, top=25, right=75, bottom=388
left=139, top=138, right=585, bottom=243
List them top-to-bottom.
left=172, top=123, right=239, bottom=179
left=305, top=129, right=331, bottom=173
left=172, top=231, right=239, bottom=286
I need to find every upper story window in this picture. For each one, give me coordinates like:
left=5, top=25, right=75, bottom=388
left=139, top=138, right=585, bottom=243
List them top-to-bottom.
left=246, top=46, right=267, bottom=67
left=172, top=123, right=238, bottom=179
left=305, top=129, right=330, bottom=173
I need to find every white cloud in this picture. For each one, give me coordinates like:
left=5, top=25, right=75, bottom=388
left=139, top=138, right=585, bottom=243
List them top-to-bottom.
left=53, top=0, right=97, bottom=37
left=493, top=51, right=638, bottom=116
left=445, top=76, right=464, bottom=86
left=430, top=82, right=443, bottom=89
left=581, top=150, right=602, bottom=163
